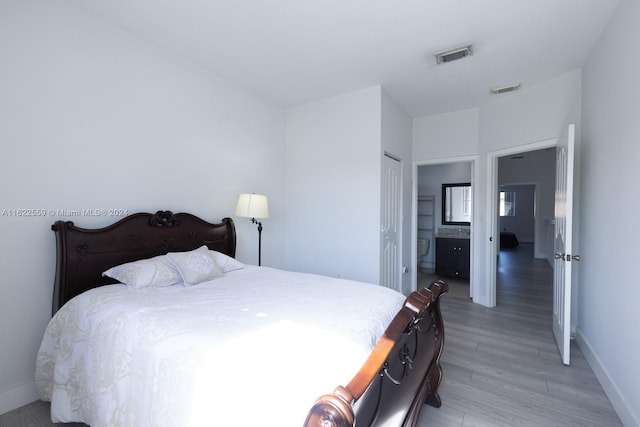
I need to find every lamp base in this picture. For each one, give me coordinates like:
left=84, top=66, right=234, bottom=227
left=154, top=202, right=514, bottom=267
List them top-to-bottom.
left=252, top=218, right=263, bottom=266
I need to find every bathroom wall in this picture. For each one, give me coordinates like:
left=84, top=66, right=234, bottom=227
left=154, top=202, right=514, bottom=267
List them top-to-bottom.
left=416, top=162, right=472, bottom=269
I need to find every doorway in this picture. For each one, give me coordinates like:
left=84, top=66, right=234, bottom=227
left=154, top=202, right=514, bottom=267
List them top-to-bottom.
left=487, top=143, right=557, bottom=306
left=412, top=157, right=478, bottom=296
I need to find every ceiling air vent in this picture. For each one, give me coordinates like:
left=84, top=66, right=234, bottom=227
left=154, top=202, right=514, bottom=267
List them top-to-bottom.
left=435, top=45, right=473, bottom=64
left=491, top=84, right=521, bottom=95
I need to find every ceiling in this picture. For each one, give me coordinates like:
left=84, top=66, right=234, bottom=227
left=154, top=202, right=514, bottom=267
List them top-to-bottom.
left=67, top=0, right=618, bottom=117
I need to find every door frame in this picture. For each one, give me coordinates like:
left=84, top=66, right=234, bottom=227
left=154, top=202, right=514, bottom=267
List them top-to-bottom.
left=485, top=138, right=558, bottom=306
left=412, top=155, right=479, bottom=295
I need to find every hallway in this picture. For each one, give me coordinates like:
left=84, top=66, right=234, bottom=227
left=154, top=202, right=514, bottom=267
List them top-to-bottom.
left=497, top=243, right=553, bottom=313
left=417, top=244, right=622, bottom=426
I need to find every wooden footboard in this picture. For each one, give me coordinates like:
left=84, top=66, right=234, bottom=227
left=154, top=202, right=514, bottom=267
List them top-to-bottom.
left=304, top=280, right=448, bottom=427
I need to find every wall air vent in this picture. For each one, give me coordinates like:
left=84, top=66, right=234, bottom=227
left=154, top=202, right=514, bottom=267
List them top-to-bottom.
left=435, top=45, right=473, bottom=64
left=491, top=84, right=521, bottom=95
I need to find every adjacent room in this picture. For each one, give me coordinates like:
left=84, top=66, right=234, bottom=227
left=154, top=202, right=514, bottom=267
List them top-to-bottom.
left=1, top=0, right=638, bottom=425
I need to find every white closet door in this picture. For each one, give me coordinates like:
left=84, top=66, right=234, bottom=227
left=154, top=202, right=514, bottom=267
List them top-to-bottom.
left=381, top=153, right=401, bottom=292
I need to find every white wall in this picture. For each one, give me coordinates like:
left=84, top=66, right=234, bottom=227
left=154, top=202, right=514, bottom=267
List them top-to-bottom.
left=0, top=0, right=286, bottom=413
left=580, top=0, right=640, bottom=424
left=412, top=39, right=640, bottom=423
left=478, top=70, right=583, bottom=300
left=413, top=71, right=581, bottom=306
left=479, top=71, right=582, bottom=152
left=285, top=86, right=382, bottom=284
left=381, top=90, right=413, bottom=294
left=413, top=108, right=480, bottom=160
left=412, top=109, right=480, bottom=297
left=498, top=148, right=556, bottom=260
left=417, top=163, right=472, bottom=232
left=497, top=185, right=535, bottom=243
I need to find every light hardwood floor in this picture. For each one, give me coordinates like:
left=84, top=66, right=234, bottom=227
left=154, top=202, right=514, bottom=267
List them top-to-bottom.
left=1, top=244, right=622, bottom=426
left=417, top=244, right=622, bottom=426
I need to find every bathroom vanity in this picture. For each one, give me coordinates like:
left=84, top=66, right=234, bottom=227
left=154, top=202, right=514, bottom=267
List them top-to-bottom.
left=435, top=236, right=470, bottom=279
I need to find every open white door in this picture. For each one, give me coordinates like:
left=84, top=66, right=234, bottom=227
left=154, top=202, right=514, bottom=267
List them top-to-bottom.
left=553, top=124, right=576, bottom=365
left=381, top=153, right=401, bottom=292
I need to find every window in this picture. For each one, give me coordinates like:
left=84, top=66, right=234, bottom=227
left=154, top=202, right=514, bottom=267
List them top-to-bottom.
left=462, top=186, right=471, bottom=216
left=500, top=191, right=516, bottom=216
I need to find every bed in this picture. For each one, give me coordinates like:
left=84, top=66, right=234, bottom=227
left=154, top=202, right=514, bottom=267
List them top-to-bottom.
left=35, top=211, right=447, bottom=426
left=500, top=231, right=520, bottom=249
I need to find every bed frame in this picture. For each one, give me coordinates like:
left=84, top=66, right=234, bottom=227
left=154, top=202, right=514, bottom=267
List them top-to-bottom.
left=51, top=210, right=235, bottom=314
left=51, top=211, right=447, bottom=427
left=304, top=279, right=447, bottom=427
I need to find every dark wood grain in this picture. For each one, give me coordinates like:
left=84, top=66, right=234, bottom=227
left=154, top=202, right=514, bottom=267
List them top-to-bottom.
left=51, top=211, right=235, bottom=314
left=304, top=280, right=448, bottom=427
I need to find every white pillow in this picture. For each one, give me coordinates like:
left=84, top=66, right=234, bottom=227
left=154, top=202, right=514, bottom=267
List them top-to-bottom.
left=167, top=246, right=224, bottom=286
left=210, top=250, right=245, bottom=272
left=102, top=255, right=182, bottom=288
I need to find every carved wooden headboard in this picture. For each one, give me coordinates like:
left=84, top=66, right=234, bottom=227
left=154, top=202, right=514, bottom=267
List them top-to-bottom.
left=51, top=211, right=236, bottom=314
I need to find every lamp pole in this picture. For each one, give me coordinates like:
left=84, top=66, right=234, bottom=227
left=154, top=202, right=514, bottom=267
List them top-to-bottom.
left=235, top=193, right=269, bottom=267
left=252, top=218, right=263, bottom=266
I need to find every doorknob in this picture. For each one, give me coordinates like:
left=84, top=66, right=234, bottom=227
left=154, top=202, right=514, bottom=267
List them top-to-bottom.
left=554, top=253, right=566, bottom=261
left=569, top=254, right=581, bottom=262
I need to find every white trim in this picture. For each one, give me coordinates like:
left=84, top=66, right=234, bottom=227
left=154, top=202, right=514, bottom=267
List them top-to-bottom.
left=485, top=153, right=498, bottom=307
left=412, top=155, right=479, bottom=298
left=470, top=158, right=482, bottom=303
left=411, top=162, right=419, bottom=292
left=576, top=330, right=639, bottom=427
left=0, top=381, right=38, bottom=415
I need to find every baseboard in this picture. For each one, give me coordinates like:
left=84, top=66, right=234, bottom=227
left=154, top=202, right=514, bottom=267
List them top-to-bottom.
left=576, top=330, right=639, bottom=427
left=0, top=381, right=39, bottom=415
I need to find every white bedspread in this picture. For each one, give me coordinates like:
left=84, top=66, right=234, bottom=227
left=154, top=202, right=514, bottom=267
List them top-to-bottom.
left=35, top=266, right=405, bottom=426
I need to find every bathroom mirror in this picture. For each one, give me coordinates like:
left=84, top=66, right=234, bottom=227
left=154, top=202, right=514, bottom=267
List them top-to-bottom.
left=442, top=183, right=472, bottom=225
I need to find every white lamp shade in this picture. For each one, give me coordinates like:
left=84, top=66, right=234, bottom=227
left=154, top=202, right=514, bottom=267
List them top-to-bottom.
left=235, top=193, right=269, bottom=219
